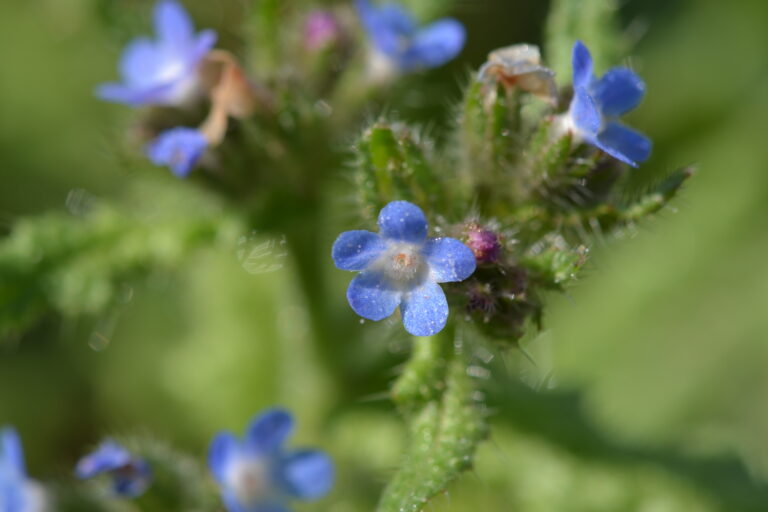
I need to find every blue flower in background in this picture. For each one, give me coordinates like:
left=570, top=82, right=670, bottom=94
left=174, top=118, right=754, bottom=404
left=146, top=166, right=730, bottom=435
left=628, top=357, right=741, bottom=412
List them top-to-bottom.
left=97, top=0, right=217, bottom=106
left=355, top=0, right=465, bottom=72
left=565, top=40, right=651, bottom=167
left=146, top=127, right=208, bottom=177
left=332, top=201, right=476, bottom=336
left=208, top=408, right=334, bottom=512
left=0, top=427, right=47, bottom=512
left=75, top=440, right=151, bottom=498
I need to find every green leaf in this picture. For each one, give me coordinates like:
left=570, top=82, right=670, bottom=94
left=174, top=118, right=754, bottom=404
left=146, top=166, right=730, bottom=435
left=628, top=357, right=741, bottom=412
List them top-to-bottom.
left=545, top=0, right=624, bottom=82
left=0, top=182, right=243, bottom=341
left=521, top=234, right=587, bottom=288
left=485, top=369, right=768, bottom=512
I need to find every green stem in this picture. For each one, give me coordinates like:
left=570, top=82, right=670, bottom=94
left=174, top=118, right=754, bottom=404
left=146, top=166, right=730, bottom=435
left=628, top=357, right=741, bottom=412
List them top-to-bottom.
left=378, top=325, right=488, bottom=512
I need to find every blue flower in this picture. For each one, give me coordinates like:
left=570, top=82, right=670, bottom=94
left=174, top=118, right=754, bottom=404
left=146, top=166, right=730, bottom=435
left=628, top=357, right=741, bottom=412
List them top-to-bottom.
left=97, top=0, right=217, bottom=106
left=355, top=0, right=465, bottom=72
left=565, top=41, right=652, bottom=167
left=146, top=127, right=208, bottom=177
left=332, top=201, right=476, bottom=337
left=208, top=408, right=334, bottom=512
left=0, top=427, right=47, bottom=512
left=75, top=440, right=151, bottom=498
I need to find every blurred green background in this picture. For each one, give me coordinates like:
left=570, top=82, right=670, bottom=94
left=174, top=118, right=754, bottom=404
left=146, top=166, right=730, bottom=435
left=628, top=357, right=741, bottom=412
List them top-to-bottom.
left=2, top=0, right=768, bottom=510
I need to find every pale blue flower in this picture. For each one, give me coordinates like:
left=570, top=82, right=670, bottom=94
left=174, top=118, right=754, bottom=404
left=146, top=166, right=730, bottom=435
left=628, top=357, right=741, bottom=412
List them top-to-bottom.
left=98, top=0, right=217, bottom=106
left=355, top=0, right=465, bottom=72
left=566, top=41, right=652, bottom=167
left=146, top=127, right=208, bottom=177
left=332, top=201, right=476, bottom=336
left=208, top=409, right=334, bottom=512
left=0, top=428, right=46, bottom=512
left=75, top=440, right=151, bottom=498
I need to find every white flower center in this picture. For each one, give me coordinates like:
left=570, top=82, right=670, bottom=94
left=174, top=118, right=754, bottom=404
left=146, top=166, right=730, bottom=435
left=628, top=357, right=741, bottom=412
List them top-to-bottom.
left=367, top=49, right=399, bottom=85
left=157, top=59, right=185, bottom=83
left=372, top=241, right=428, bottom=289
left=227, top=458, right=272, bottom=505
left=22, top=481, right=48, bottom=512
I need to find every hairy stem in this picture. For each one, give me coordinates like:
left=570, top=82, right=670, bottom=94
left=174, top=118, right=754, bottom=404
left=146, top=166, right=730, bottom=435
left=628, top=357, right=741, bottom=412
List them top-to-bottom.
left=378, top=325, right=487, bottom=512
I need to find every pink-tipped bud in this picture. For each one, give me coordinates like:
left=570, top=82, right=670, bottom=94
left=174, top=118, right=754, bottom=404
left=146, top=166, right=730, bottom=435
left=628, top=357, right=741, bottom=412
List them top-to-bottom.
left=304, top=11, right=342, bottom=51
left=465, top=224, right=502, bottom=264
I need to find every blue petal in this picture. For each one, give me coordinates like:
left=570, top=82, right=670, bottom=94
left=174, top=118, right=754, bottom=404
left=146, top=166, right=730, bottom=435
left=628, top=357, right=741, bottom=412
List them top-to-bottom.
left=154, top=0, right=194, bottom=50
left=354, top=0, right=376, bottom=24
left=356, top=0, right=416, bottom=57
left=374, top=4, right=417, bottom=35
left=401, top=18, right=465, bottom=70
left=192, top=29, right=218, bottom=62
left=119, top=37, right=162, bottom=86
left=572, top=40, right=593, bottom=89
left=591, top=67, right=645, bottom=117
left=97, top=81, right=178, bottom=106
left=96, top=83, right=140, bottom=104
left=570, top=87, right=601, bottom=137
left=594, top=122, right=652, bottom=167
left=145, top=128, right=208, bottom=177
left=377, top=201, right=428, bottom=243
left=332, top=231, right=386, bottom=271
left=422, top=237, right=476, bottom=283
left=347, top=271, right=402, bottom=321
left=400, top=280, right=448, bottom=337
left=246, top=409, right=294, bottom=454
left=1, top=427, right=25, bottom=476
left=208, top=432, right=241, bottom=484
left=75, top=440, right=132, bottom=479
left=279, top=450, right=334, bottom=500
left=1, top=484, right=25, bottom=512
left=221, top=490, right=247, bottom=512
left=221, top=491, right=289, bottom=512
left=251, top=504, right=291, bottom=512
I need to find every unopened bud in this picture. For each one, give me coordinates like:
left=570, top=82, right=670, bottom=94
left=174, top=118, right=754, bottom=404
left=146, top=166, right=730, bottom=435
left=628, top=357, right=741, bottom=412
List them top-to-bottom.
left=304, top=11, right=342, bottom=51
left=478, top=44, right=557, bottom=104
left=465, top=224, right=502, bottom=264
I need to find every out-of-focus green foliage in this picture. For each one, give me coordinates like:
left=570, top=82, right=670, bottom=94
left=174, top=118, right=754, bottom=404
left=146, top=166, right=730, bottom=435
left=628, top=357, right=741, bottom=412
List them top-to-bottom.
left=545, top=0, right=623, bottom=82
left=0, top=180, right=243, bottom=341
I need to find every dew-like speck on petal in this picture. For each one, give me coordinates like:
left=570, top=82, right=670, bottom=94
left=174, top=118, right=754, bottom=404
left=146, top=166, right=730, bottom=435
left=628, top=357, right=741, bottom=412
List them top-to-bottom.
left=314, top=100, right=333, bottom=117
left=65, top=188, right=96, bottom=217
left=117, top=285, right=134, bottom=304
left=88, top=331, right=111, bottom=352
left=466, top=365, right=491, bottom=379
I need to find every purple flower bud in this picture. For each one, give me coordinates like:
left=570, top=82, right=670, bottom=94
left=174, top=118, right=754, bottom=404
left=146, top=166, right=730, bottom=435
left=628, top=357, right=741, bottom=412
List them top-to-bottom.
left=304, top=11, right=342, bottom=51
left=465, top=225, right=501, bottom=264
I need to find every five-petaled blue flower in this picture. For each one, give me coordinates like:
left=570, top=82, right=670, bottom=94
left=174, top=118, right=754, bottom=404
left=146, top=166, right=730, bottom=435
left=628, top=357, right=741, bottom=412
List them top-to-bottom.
left=97, top=0, right=217, bottom=106
left=355, top=0, right=465, bottom=72
left=565, top=40, right=652, bottom=167
left=146, top=127, right=208, bottom=177
left=332, top=201, right=476, bottom=337
left=208, top=408, right=334, bottom=512
left=0, top=427, right=46, bottom=512
left=75, top=440, right=151, bottom=498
